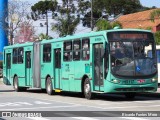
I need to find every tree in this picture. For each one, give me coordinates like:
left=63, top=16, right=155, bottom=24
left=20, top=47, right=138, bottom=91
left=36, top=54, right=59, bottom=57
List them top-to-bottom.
left=7, top=0, right=31, bottom=45
left=31, top=0, right=57, bottom=36
left=52, top=0, right=80, bottom=37
left=78, top=0, right=102, bottom=28
left=79, top=0, right=142, bottom=28
left=150, top=9, right=160, bottom=22
left=150, top=9, right=160, bottom=45
left=96, top=20, right=122, bottom=31
left=96, top=20, right=112, bottom=31
left=14, top=21, right=36, bottom=43
left=154, top=31, right=160, bottom=45
left=38, top=33, right=53, bottom=40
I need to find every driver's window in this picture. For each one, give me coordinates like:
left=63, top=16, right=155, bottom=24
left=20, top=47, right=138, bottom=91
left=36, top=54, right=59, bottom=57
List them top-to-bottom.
left=111, top=42, right=124, bottom=59
left=134, top=42, right=146, bottom=57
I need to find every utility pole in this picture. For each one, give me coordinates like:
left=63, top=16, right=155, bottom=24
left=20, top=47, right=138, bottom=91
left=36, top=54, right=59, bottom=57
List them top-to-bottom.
left=42, top=0, right=48, bottom=36
left=91, top=0, right=93, bottom=31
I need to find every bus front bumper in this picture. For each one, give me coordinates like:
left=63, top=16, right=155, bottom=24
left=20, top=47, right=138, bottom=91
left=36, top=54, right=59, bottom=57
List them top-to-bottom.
left=104, top=80, right=158, bottom=93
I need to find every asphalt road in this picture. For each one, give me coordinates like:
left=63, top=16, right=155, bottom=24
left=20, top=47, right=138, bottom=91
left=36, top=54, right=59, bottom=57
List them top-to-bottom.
left=0, top=81, right=160, bottom=120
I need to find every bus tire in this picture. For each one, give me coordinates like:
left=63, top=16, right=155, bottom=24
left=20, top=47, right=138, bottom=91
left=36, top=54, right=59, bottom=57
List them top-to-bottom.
left=13, top=76, right=20, bottom=92
left=46, top=77, right=54, bottom=95
left=84, top=78, right=94, bottom=100
left=125, top=93, right=136, bottom=99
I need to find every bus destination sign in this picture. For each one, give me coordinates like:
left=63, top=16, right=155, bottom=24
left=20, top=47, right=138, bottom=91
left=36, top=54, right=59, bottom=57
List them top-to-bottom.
left=108, top=32, right=153, bottom=41
left=113, top=33, right=148, bottom=40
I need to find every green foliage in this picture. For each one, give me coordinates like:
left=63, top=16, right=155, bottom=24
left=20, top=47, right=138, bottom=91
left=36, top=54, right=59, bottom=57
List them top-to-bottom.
left=31, top=0, right=57, bottom=36
left=52, top=0, right=80, bottom=37
left=79, top=0, right=142, bottom=28
left=103, top=0, right=140, bottom=15
left=31, top=1, right=57, bottom=15
left=150, top=10, right=160, bottom=22
left=52, top=16, right=80, bottom=37
left=96, top=20, right=122, bottom=31
left=96, top=20, right=111, bottom=31
left=111, top=21, right=122, bottom=28
left=146, top=26, right=152, bottom=30
left=154, top=31, right=160, bottom=45
left=38, top=33, right=53, bottom=40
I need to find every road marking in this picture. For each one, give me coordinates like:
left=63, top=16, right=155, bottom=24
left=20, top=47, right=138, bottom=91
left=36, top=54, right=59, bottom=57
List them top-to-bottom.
left=16, top=96, right=160, bottom=110
left=22, top=96, right=83, bottom=106
left=97, top=100, right=157, bottom=105
left=0, top=101, right=52, bottom=107
left=34, top=101, right=52, bottom=105
left=0, top=102, right=32, bottom=107
left=99, top=104, right=160, bottom=109
left=0, top=105, right=80, bottom=111
left=54, top=112, right=99, bottom=120
left=28, top=117, right=50, bottom=120
left=72, top=117, right=99, bottom=120
left=119, top=117, right=149, bottom=120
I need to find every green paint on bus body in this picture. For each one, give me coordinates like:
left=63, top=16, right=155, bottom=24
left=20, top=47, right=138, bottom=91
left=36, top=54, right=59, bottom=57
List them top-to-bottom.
left=3, top=29, right=158, bottom=98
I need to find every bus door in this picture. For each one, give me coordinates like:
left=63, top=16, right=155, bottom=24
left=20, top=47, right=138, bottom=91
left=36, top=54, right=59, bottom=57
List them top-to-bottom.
left=33, top=41, right=41, bottom=88
left=93, top=43, right=104, bottom=91
left=54, top=48, right=61, bottom=89
left=25, top=51, right=31, bottom=86
left=6, top=53, right=11, bottom=84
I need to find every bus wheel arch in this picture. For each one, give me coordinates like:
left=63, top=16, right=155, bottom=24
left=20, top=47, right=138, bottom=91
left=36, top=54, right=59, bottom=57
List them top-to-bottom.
left=13, top=75, right=19, bottom=92
left=45, top=75, right=51, bottom=88
left=46, top=75, right=54, bottom=95
left=81, top=75, right=94, bottom=99
left=81, top=75, right=88, bottom=94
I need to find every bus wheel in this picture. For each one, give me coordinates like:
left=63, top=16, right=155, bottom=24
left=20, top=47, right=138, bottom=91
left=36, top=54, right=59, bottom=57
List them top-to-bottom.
left=13, top=76, right=20, bottom=92
left=46, top=77, right=54, bottom=95
left=84, top=78, right=94, bottom=100
left=125, top=93, right=136, bottom=99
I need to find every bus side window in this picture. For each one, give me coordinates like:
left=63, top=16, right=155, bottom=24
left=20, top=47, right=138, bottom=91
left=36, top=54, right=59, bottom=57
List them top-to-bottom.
left=82, top=38, right=90, bottom=60
left=73, top=40, right=81, bottom=61
left=63, top=41, right=72, bottom=61
left=43, top=44, right=51, bottom=62
left=18, top=47, right=23, bottom=63
left=13, top=48, right=18, bottom=64
left=26, top=52, right=31, bottom=68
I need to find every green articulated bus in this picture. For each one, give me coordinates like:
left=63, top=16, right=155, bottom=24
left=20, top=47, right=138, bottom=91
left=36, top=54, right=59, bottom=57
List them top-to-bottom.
left=3, top=29, right=158, bottom=99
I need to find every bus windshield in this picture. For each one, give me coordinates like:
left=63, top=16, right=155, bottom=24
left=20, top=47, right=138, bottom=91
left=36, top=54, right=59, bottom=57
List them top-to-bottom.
left=107, top=31, right=157, bottom=77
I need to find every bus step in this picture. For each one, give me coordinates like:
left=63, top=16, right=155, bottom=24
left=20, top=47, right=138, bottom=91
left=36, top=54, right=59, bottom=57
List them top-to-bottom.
left=55, top=89, right=62, bottom=92
left=92, top=91, right=104, bottom=93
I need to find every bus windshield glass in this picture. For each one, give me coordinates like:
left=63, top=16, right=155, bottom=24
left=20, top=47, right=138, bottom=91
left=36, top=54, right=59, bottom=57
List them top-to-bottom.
left=107, top=31, right=157, bottom=77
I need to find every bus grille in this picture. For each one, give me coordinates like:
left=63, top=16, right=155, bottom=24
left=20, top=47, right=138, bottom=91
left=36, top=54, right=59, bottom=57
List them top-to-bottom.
left=115, top=87, right=154, bottom=92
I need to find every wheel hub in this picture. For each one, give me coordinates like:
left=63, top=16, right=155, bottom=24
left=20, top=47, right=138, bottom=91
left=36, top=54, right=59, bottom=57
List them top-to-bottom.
left=47, top=82, right=51, bottom=92
left=85, top=83, right=90, bottom=94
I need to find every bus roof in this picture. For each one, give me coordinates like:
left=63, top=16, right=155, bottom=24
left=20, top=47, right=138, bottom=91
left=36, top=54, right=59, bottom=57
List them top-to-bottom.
left=4, top=29, right=153, bottom=49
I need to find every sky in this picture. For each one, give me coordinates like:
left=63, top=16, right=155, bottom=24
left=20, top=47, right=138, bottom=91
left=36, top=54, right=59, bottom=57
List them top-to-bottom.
left=10, top=0, right=160, bottom=38
left=15, top=0, right=160, bottom=8
left=140, top=0, right=160, bottom=8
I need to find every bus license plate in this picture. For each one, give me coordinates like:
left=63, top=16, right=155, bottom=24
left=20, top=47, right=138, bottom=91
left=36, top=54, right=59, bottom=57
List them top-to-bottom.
left=122, top=80, right=134, bottom=84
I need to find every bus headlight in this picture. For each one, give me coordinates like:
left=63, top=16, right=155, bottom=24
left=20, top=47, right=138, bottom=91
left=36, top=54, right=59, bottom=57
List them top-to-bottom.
left=151, top=78, right=158, bottom=82
left=112, top=79, right=120, bottom=83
